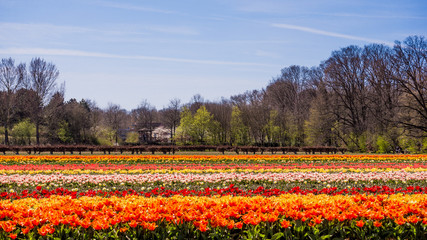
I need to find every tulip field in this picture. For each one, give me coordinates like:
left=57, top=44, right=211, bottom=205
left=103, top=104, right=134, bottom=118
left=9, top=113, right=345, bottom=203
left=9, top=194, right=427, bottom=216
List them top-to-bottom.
left=0, top=154, right=426, bottom=239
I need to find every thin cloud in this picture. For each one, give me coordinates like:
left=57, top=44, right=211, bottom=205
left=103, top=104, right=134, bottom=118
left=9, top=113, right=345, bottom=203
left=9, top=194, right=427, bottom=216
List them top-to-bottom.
left=97, top=1, right=177, bottom=14
left=235, top=1, right=291, bottom=14
left=325, top=13, right=427, bottom=20
left=0, top=22, right=147, bottom=38
left=0, top=22, right=93, bottom=34
left=0, top=22, right=196, bottom=46
left=272, top=23, right=394, bottom=46
left=143, top=25, right=198, bottom=35
left=0, top=48, right=276, bottom=67
left=255, top=50, right=280, bottom=58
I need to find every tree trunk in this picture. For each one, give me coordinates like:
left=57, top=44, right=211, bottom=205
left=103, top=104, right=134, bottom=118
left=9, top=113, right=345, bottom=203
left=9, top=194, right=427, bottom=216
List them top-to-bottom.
left=36, top=121, right=40, bottom=145
left=4, top=123, right=8, bottom=145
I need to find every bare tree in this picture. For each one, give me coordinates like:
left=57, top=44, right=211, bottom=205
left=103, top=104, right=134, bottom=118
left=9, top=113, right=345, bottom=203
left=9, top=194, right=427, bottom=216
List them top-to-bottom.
left=392, top=36, right=427, bottom=135
left=362, top=44, right=404, bottom=148
left=364, top=44, right=397, bottom=125
left=323, top=46, right=370, bottom=149
left=0, top=58, right=26, bottom=144
left=28, top=58, right=59, bottom=144
left=29, top=58, right=59, bottom=104
left=265, top=65, right=317, bottom=146
left=304, top=76, right=337, bottom=146
left=231, top=90, right=270, bottom=145
left=44, top=92, right=65, bottom=143
left=188, top=94, right=204, bottom=113
left=160, top=98, right=181, bottom=141
left=62, top=99, right=93, bottom=143
left=84, top=99, right=103, bottom=142
left=205, top=99, right=232, bottom=145
left=131, top=100, right=157, bottom=143
left=104, top=103, right=128, bottom=145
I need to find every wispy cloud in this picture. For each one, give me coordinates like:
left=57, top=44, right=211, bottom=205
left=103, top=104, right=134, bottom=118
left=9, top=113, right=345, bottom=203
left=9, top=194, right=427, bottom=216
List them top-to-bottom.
left=96, top=1, right=177, bottom=14
left=235, top=1, right=292, bottom=14
left=323, top=12, right=427, bottom=20
left=0, top=22, right=197, bottom=47
left=0, top=22, right=147, bottom=39
left=0, top=22, right=93, bottom=35
left=0, top=22, right=196, bottom=37
left=272, top=23, right=394, bottom=46
left=143, top=25, right=198, bottom=35
left=143, top=39, right=289, bottom=45
left=0, top=47, right=275, bottom=67
left=255, top=50, right=280, bottom=58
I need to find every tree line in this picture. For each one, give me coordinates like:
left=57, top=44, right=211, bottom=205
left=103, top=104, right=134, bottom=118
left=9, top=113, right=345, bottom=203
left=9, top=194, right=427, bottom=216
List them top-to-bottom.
left=0, top=36, right=426, bottom=153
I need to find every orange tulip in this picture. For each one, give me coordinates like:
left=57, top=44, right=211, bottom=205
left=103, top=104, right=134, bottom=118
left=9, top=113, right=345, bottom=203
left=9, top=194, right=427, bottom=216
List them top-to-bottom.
left=281, top=220, right=291, bottom=228
left=356, top=220, right=364, bottom=227
left=373, top=221, right=382, bottom=227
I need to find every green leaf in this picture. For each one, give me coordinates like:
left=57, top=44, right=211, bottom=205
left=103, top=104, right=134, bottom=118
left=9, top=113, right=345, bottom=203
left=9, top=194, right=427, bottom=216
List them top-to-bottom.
left=271, top=232, right=284, bottom=240
left=320, top=234, right=332, bottom=240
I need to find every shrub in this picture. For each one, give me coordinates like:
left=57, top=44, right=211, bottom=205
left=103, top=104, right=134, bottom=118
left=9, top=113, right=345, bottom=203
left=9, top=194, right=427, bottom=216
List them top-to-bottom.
left=376, top=136, right=391, bottom=153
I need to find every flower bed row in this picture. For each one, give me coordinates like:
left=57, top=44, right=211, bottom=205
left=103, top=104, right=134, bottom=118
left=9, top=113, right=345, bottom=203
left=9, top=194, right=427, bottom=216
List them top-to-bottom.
left=0, top=154, right=426, bottom=163
left=0, top=162, right=426, bottom=175
left=3, top=167, right=427, bottom=175
left=1, top=171, right=426, bottom=185
left=2, top=173, right=426, bottom=202
left=2, top=185, right=427, bottom=200
left=0, top=194, right=426, bottom=239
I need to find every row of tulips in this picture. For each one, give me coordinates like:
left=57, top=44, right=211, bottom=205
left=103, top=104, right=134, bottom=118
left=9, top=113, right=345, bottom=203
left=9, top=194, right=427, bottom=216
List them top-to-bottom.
left=0, top=154, right=426, bottom=163
left=0, top=161, right=427, bottom=171
left=1, top=162, right=427, bottom=170
left=1, top=163, right=426, bottom=175
left=0, top=167, right=425, bottom=175
left=1, top=171, right=426, bottom=185
left=2, top=176, right=426, bottom=198
left=1, top=185, right=427, bottom=200
left=0, top=194, right=426, bottom=239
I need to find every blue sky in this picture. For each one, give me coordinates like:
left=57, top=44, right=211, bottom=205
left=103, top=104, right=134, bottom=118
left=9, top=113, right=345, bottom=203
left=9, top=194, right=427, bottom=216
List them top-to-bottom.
left=1, top=0, right=426, bottom=110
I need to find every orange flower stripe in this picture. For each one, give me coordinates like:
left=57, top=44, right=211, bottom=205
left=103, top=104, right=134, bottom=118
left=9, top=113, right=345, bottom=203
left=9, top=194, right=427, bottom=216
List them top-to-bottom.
left=0, top=154, right=425, bottom=163
left=0, top=194, right=426, bottom=233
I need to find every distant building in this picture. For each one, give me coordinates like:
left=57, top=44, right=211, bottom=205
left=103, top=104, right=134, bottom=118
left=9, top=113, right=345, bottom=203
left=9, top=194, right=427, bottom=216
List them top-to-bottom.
left=138, top=123, right=171, bottom=144
left=118, top=124, right=138, bottom=144
left=118, top=127, right=132, bottom=143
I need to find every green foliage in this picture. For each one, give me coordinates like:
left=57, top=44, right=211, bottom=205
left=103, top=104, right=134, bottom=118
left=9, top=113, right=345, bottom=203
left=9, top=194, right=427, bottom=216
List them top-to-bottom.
left=175, top=106, right=218, bottom=145
left=193, top=106, right=214, bottom=144
left=230, top=106, right=249, bottom=146
left=175, top=107, right=195, bottom=144
left=304, top=107, right=321, bottom=146
left=264, top=110, right=281, bottom=145
left=11, top=119, right=36, bottom=145
left=207, top=119, right=222, bottom=145
left=57, top=120, right=73, bottom=143
left=287, top=120, right=301, bottom=147
left=0, top=126, right=4, bottom=143
left=96, top=127, right=117, bottom=146
left=125, top=131, right=140, bottom=144
left=342, top=132, right=370, bottom=153
left=342, top=133, right=357, bottom=152
left=357, top=134, right=367, bottom=152
left=376, top=135, right=391, bottom=153
left=399, top=136, right=426, bottom=153
left=422, top=138, right=427, bottom=153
